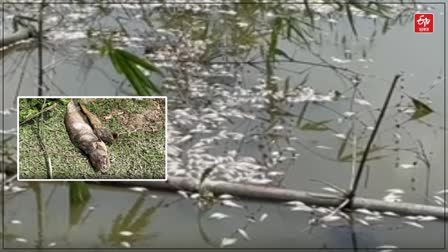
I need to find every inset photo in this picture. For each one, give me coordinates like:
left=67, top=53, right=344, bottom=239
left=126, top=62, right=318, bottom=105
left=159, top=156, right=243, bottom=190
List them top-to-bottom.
left=17, top=96, right=167, bottom=181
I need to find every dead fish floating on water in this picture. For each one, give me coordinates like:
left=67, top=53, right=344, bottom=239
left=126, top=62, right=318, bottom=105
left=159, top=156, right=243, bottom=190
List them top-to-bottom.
left=64, top=100, right=110, bottom=173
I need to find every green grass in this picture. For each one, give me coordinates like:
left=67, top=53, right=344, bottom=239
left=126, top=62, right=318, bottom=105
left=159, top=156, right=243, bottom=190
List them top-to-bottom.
left=18, top=98, right=166, bottom=180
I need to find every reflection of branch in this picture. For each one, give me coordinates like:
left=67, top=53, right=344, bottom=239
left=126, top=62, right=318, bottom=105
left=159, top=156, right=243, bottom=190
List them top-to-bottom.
left=37, top=0, right=46, bottom=96
left=13, top=50, right=33, bottom=105
left=244, top=57, right=358, bottom=75
left=148, top=58, right=360, bottom=75
left=416, top=140, right=431, bottom=201
left=310, top=179, right=346, bottom=196
left=29, top=182, right=44, bottom=248
left=44, top=184, right=58, bottom=208
left=99, top=193, right=163, bottom=246
left=197, top=201, right=260, bottom=248
left=223, top=204, right=265, bottom=246
left=197, top=209, right=219, bottom=248
left=1, top=231, right=22, bottom=241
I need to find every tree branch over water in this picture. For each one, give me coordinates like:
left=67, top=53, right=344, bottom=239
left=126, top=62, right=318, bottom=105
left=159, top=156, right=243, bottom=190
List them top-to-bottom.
left=347, top=74, right=402, bottom=202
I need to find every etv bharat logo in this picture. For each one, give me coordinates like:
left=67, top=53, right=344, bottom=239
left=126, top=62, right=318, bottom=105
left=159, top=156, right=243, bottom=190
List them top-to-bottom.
left=414, top=13, right=433, bottom=33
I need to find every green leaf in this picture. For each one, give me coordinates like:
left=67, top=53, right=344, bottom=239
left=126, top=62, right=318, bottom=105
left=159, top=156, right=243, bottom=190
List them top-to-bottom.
left=267, top=17, right=283, bottom=61
left=100, top=39, right=113, bottom=56
left=102, top=43, right=162, bottom=96
left=99, top=45, right=107, bottom=56
left=108, top=48, right=161, bottom=95
left=273, top=48, right=293, bottom=61
left=109, top=49, right=124, bottom=74
left=116, top=49, right=161, bottom=74
left=112, top=52, right=141, bottom=88
left=126, top=60, right=161, bottom=95
left=121, top=62, right=151, bottom=96
left=410, top=96, right=433, bottom=120
left=299, top=119, right=332, bottom=131
left=69, top=181, right=91, bottom=206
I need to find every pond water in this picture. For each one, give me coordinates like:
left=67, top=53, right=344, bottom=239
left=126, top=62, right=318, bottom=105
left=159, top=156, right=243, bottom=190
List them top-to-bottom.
left=1, top=2, right=446, bottom=251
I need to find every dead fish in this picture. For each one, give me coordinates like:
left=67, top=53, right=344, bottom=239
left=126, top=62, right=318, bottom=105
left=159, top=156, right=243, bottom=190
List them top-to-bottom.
left=65, top=100, right=110, bottom=173
left=79, top=102, right=116, bottom=145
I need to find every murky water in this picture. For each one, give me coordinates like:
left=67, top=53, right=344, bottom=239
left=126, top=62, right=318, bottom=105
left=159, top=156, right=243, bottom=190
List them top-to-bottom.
left=1, top=2, right=446, bottom=250
left=4, top=183, right=444, bottom=249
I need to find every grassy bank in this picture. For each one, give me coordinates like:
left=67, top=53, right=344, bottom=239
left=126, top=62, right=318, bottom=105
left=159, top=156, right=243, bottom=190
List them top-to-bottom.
left=19, top=98, right=166, bottom=180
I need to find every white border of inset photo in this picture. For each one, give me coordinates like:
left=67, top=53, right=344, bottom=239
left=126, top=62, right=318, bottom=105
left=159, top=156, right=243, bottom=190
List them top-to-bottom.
left=16, top=96, right=168, bottom=182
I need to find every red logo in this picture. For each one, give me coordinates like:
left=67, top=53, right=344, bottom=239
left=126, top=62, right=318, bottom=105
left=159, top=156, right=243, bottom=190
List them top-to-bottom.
left=414, top=13, right=433, bottom=33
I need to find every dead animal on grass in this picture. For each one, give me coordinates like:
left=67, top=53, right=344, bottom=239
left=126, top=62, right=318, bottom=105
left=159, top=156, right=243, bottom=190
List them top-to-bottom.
left=65, top=100, right=110, bottom=173
left=79, top=102, right=117, bottom=145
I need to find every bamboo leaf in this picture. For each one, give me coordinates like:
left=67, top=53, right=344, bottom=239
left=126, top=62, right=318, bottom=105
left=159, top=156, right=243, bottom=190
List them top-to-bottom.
left=267, top=17, right=284, bottom=62
left=104, top=45, right=161, bottom=95
left=273, top=48, right=293, bottom=61
left=109, top=49, right=124, bottom=74
left=116, top=49, right=161, bottom=74
left=115, top=51, right=161, bottom=95
left=114, top=54, right=149, bottom=95
left=124, top=64, right=153, bottom=95
left=410, top=96, right=433, bottom=120
left=296, top=101, right=309, bottom=128
left=299, top=119, right=332, bottom=131
left=337, top=127, right=353, bottom=160
left=69, top=181, right=91, bottom=206
left=69, top=195, right=89, bottom=226
left=126, top=207, right=158, bottom=235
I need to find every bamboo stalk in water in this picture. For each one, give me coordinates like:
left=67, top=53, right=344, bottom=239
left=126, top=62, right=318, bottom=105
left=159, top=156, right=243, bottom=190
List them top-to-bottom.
left=0, top=27, right=34, bottom=48
left=2, top=164, right=444, bottom=219
left=97, top=176, right=446, bottom=220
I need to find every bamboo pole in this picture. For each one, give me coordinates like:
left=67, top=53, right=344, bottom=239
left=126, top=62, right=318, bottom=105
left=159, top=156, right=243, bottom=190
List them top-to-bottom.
left=0, top=28, right=34, bottom=48
left=3, top=163, right=444, bottom=219
left=97, top=177, right=446, bottom=220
